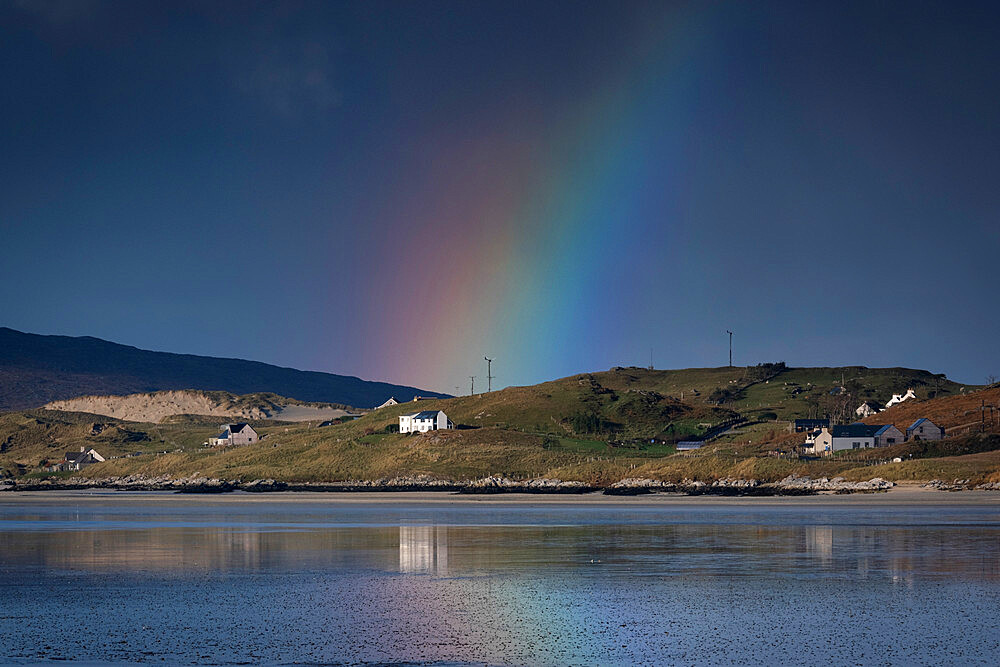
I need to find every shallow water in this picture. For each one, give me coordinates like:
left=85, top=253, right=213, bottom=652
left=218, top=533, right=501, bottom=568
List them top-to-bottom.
left=1, top=492, right=998, bottom=665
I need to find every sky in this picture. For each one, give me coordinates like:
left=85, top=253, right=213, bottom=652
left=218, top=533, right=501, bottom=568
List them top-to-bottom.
left=2, top=0, right=999, bottom=392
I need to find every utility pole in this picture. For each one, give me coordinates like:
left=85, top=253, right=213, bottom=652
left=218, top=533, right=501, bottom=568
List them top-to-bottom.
left=726, top=330, right=733, bottom=368
left=484, top=356, right=494, bottom=393
left=469, top=376, right=476, bottom=396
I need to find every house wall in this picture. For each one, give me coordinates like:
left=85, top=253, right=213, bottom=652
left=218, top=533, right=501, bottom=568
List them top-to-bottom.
left=399, top=415, right=413, bottom=433
left=909, top=422, right=944, bottom=441
left=875, top=426, right=904, bottom=447
left=230, top=427, right=257, bottom=446
left=813, top=430, right=832, bottom=455
left=831, top=436, right=875, bottom=452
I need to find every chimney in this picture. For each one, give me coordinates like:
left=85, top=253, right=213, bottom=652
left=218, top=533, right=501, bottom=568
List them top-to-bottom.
left=80, top=446, right=85, bottom=452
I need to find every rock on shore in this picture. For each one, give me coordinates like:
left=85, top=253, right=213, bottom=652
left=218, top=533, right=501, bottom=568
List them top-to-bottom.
left=0, top=473, right=898, bottom=495
left=776, top=474, right=894, bottom=492
left=460, top=476, right=596, bottom=494
left=923, top=479, right=1000, bottom=491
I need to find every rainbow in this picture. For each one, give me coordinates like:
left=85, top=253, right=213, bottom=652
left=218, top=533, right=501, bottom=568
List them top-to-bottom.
left=344, top=6, right=717, bottom=393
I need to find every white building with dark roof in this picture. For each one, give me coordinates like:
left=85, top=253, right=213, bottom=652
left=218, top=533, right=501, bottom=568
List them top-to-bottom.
left=886, top=389, right=917, bottom=408
left=855, top=401, right=884, bottom=418
left=399, top=410, right=452, bottom=434
left=209, top=423, right=258, bottom=446
left=52, top=447, right=105, bottom=471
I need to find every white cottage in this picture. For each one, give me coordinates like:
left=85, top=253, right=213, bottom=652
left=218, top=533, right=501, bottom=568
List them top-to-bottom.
left=885, top=389, right=917, bottom=408
left=376, top=397, right=400, bottom=409
left=855, top=401, right=883, bottom=418
left=399, top=410, right=452, bottom=434
left=53, top=447, right=105, bottom=471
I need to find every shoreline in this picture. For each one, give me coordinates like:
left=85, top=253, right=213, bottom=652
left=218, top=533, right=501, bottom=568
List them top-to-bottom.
left=0, top=472, right=906, bottom=496
left=2, top=484, right=1000, bottom=506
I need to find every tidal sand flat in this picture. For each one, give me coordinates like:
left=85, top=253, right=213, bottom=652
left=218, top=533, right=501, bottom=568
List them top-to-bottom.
left=1, top=491, right=998, bottom=665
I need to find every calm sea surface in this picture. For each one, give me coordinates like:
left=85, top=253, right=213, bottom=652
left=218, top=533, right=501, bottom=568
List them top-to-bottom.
left=1, top=492, right=998, bottom=666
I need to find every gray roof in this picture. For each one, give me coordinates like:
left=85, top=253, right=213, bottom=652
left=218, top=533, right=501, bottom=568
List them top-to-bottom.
left=413, top=410, right=442, bottom=420
left=832, top=424, right=880, bottom=438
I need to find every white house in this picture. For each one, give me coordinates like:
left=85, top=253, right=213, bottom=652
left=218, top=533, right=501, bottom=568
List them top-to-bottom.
left=885, top=389, right=917, bottom=408
left=376, top=397, right=399, bottom=409
left=855, top=401, right=883, bottom=418
left=399, top=410, right=452, bottom=434
left=907, top=418, right=944, bottom=441
left=209, top=423, right=258, bottom=446
left=809, top=423, right=903, bottom=455
left=829, top=424, right=877, bottom=452
left=809, top=427, right=833, bottom=455
left=52, top=447, right=105, bottom=471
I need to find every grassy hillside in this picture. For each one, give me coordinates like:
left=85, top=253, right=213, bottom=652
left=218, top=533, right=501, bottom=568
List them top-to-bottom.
left=495, top=364, right=973, bottom=423
left=0, top=368, right=993, bottom=486
left=338, top=371, right=736, bottom=442
left=859, top=385, right=1000, bottom=436
left=0, top=410, right=222, bottom=477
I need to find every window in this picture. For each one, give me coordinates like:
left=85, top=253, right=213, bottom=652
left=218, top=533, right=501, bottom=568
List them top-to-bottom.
left=853, top=442, right=860, bottom=449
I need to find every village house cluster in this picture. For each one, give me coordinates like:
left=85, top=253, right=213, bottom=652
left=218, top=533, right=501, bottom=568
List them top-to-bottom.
left=798, top=417, right=944, bottom=456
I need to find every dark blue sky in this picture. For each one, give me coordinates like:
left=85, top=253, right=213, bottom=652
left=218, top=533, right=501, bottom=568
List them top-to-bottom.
left=2, top=1, right=998, bottom=390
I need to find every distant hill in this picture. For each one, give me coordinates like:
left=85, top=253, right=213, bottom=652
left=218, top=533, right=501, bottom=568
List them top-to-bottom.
left=0, top=328, right=447, bottom=411
left=578, top=364, right=973, bottom=421
left=43, top=390, right=361, bottom=423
